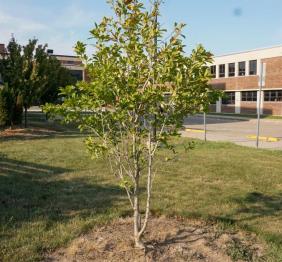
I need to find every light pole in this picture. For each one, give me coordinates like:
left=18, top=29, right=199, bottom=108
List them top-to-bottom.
left=256, top=62, right=266, bottom=149
left=203, top=112, right=207, bottom=142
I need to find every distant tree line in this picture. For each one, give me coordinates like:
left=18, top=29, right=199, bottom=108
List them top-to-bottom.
left=0, top=38, right=76, bottom=128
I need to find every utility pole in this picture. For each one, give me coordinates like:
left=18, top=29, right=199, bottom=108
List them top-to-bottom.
left=256, top=62, right=266, bottom=149
left=203, top=112, right=207, bottom=142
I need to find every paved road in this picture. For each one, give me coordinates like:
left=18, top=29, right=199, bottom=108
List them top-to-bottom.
left=183, top=115, right=282, bottom=150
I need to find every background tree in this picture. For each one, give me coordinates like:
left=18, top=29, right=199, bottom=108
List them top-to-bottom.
left=45, top=0, right=219, bottom=249
left=0, top=38, right=23, bottom=128
left=0, top=38, right=76, bottom=128
left=21, top=39, right=45, bottom=127
left=40, top=57, right=76, bottom=105
left=0, top=84, right=9, bottom=126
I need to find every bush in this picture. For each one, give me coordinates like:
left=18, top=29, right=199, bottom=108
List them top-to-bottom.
left=0, top=86, right=23, bottom=127
left=0, top=87, right=9, bottom=126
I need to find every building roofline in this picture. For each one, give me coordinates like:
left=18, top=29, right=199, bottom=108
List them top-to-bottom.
left=214, top=44, right=282, bottom=58
left=51, top=54, right=79, bottom=58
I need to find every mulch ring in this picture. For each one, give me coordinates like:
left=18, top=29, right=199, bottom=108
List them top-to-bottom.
left=45, top=216, right=265, bottom=262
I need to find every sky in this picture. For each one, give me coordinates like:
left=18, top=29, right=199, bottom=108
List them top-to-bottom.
left=1, top=0, right=282, bottom=57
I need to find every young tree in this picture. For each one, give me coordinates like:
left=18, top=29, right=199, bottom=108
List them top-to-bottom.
left=45, top=0, right=219, bottom=248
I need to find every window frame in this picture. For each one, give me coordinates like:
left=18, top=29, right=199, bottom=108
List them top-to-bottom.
left=249, top=60, right=257, bottom=75
left=238, top=61, right=246, bottom=76
left=228, top=63, right=235, bottom=77
left=219, top=64, right=225, bottom=78
left=210, top=65, right=216, bottom=78
left=264, top=90, right=282, bottom=102
left=241, top=91, right=257, bottom=102
left=222, top=92, right=235, bottom=105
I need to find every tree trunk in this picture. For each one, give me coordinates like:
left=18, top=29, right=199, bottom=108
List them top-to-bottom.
left=24, top=106, right=27, bottom=128
left=132, top=132, right=154, bottom=250
left=136, top=132, right=153, bottom=245
left=132, top=133, right=145, bottom=249
left=133, top=193, right=145, bottom=249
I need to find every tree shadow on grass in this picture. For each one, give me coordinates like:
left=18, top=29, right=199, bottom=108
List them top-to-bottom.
left=0, top=154, right=125, bottom=233
left=210, top=191, right=282, bottom=246
left=211, top=192, right=282, bottom=225
left=232, top=192, right=282, bottom=222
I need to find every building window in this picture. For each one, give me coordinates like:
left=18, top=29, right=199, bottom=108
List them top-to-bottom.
left=249, top=60, right=257, bottom=75
left=238, top=62, right=246, bottom=76
left=228, top=63, right=235, bottom=77
left=219, top=64, right=225, bottom=78
left=210, top=65, right=216, bottom=78
left=70, top=70, right=83, bottom=81
left=264, top=90, right=282, bottom=102
left=242, top=91, right=257, bottom=101
left=222, top=92, right=235, bottom=104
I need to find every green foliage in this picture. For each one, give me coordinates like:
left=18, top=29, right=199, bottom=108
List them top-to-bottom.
left=45, top=0, right=219, bottom=156
left=0, top=37, right=75, bottom=127
left=0, top=38, right=23, bottom=126
left=40, top=57, right=76, bottom=104
left=0, top=86, right=22, bottom=127
left=0, top=88, right=8, bottom=126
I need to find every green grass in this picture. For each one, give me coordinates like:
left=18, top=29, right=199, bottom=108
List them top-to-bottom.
left=0, top=117, right=282, bottom=261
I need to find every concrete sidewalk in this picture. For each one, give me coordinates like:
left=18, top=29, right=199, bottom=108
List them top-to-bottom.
left=183, top=115, right=282, bottom=150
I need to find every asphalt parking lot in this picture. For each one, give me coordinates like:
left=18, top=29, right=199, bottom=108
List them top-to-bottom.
left=183, top=115, right=282, bottom=150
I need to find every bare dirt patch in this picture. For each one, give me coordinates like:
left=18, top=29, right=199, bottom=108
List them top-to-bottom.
left=0, top=127, right=58, bottom=139
left=45, top=216, right=264, bottom=262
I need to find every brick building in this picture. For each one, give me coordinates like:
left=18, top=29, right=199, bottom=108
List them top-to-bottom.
left=0, top=44, right=7, bottom=58
left=0, top=44, right=7, bottom=85
left=210, top=45, right=282, bottom=115
left=47, top=49, right=85, bottom=81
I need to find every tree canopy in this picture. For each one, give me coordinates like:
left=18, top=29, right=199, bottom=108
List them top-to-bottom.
left=0, top=38, right=75, bottom=127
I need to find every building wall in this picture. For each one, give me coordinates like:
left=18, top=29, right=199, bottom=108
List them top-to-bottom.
left=0, top=44, right=7, bottom=59
left=209, top=46, right=282, bottom=115
left=52, top=54, right=85, bottom=81
left=262, top=56, right=282, bottom=88
left=211, top=76, right=259, bottom=91
left=240, top=102, right=257, bottom=114
left=263, top=102, right=282, bottom=115
left=221, top=105, right=235, bottom=113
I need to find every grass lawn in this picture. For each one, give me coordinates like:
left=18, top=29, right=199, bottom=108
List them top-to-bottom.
left=0, top=116, right=282, bottom=261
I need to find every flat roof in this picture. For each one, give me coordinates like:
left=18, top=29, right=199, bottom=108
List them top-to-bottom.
left=215, top=44, right=282, bottom=58
left=51, top=54, right=79, bottom=58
